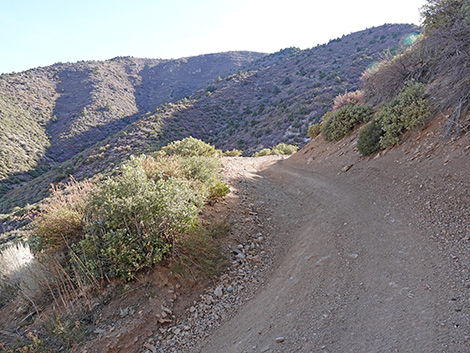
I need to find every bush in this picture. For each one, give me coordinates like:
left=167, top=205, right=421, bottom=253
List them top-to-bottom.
left=420, top=0, right=470, bottom=134
left=361, top=51, right=421, bottom=104
left=281, top=77, right=292, bottom=85
left=376, top=80, right=430, bottom=148
left=332, top=90, right=364, bottom=111
left=321, top=104, right=374, bottom=142
left=357, top=120, right=384, bottom=156
left=307, top=123, right=322, bottom=138
left=159, top=136, right=222, bottom=157
left=30, top=138, right=231, bottom=282
left=253, top=143, right=298, bottom=157
left=272, top=143, right=298, bottom=155
left=253, top=148, right=272, bottom=157
left=223, top=149, right=243, bottom=157
left=142, top=154, right=228, bottom=200
left=141, top=155, right=184, bottom=181
left=79, top=156, right=204, bottom=280
left=178, top=156, right=229, bottom=200
left=184, top=156, right=222, bottom=182
left=29, top=179, right=94, bottom=255
left=208, top=179, right=231, bottom=199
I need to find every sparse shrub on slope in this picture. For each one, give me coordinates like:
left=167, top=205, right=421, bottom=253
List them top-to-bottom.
left=420, top=0, right=470, bottom=134
left=362, top=1, right=470, bottom=135
left=361, top=51, right=421, bottom=105
left=376, top=80, right=430, bottom=148
left=332, top=90, right=364, bottom=111
left=0, top=95, right=50, bottom=180
left=321, top=104, right=374, bottom=141
left=357, top=119, right=384, bottom=156
left=307, top=123, right=322, bottom=138
left=160, top=136, right=222, bottom=157
left=252, top=143, right=298, bottom=157
left=272, top=143, right=298, bottom=155
left=223, top=148, right=243, bottom=157
left=253, top=148, right=272, bottom=157
left=29, top=179, right=94, bottom=255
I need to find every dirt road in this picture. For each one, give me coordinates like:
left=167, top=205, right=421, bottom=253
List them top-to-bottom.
left=194, top=158, right=466, bottom=353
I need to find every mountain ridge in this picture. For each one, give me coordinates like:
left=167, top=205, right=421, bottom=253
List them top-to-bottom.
left=0, top=23, right=417, bottom=217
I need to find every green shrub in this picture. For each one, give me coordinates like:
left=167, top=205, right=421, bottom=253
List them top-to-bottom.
left=281, top=77, right=292, bottom=85
left=376, top=80, right=430, bottom=148
left=206, top=85, right=216, bottom=93
left=321, top=104, right=374, bottom=141
left=357, top=120, right=384, bottom=156
left=307, top=123, right=322, bottom=138
left=159, top=136, right=222, bottom=157
left=30, top=140, right=231, bottom=282
left=253, top=143, right=298, bottom=157
left=272, top=143, right=298, bottom=155
left=223, top=148, right=243, bottom=157
left=253, top=148, right=273, bottom=157
left=143, top=154, right=228, bottom=200
left=141, top=155, right=183, bottom=181
left=79, top=156, right=204, bottom=280
left=179, top=156, right=222, bottom=185
left=207, top=179, right=230, bottom=199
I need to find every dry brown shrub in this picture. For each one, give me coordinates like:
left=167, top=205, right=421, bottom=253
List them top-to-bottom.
left=361, top=50, right=423, bottom=105
left=332, top=90, right=364, bottom=111
left=29, top=178, right=94, bottom=255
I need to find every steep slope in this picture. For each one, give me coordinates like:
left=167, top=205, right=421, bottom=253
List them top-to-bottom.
left=62, top=24, right=419, bottom=170
left=0, top=52, right=264, bottom=195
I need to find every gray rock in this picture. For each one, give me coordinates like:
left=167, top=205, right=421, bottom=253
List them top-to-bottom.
left=214, top=286, right=224, bottom=297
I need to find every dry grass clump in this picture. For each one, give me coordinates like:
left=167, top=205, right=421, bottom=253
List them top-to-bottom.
left=29, top=179, right=94, bottom=255
left=0, top=243, right=43, bottom=308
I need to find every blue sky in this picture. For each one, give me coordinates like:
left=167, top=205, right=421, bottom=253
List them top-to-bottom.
left=0, top=0, right=426, bottom=74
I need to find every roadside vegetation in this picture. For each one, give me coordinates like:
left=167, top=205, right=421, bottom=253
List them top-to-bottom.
left=308, top=0, right=467, bottom=156
left=0, top=138, right=231, bottom=351
left=252, top=143, right=298, bottom=157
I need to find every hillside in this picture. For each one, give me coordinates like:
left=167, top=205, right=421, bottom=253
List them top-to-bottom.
left=0, top=24, right=418, bottom=216
left=0, top=52, right=263, bottom=189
